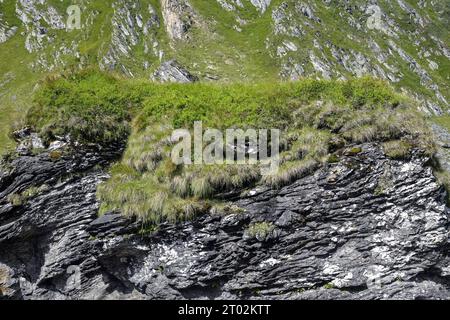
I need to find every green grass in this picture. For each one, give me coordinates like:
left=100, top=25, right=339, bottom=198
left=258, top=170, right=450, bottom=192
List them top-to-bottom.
left=0, top=61, right=438, bottom=226
left=25, top=69, right=138, bottom=145
left=19, top=70, right=425, bottom=226
left=432, top=115, right=450, bottom=132
left=382, top=140, right=412, bottom=159
left=246, top=222, right=275, bottom=240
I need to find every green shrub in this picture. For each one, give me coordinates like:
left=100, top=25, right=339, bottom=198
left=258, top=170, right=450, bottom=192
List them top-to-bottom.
left=26, top=68, right=136, bottom=146
left=95, top=76, right=434, bottom=224
left=49, top=150, right=62, bottom=161
left=7, top=185, right=48, bottom=206
left=210, top=203, right=245, bottom=216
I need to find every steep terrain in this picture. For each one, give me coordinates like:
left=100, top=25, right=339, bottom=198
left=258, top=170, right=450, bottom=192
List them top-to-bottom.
left=0, top=0, right=449, bottom=153
left=0, top=0, right=450, bottom=301
left=1, top=72, right=450, bottom=300
left=1, top=134, right=450, bottom=299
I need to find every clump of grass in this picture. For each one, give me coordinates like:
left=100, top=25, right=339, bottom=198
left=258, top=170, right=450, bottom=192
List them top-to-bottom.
left=96, top=76, right=435, bottom=224
left=282, top=127, right=331, bottom=161
left=382, top=140, right=412, bottom=159
left=344, top=147, right=362, bottom=156
left=49, top=150, right=62, bottom=161
left=327, top=154, right=340, bottom=163
left=263, top=158, right=319, bottom=189
left=185, top=164, right=261, bottom=197
left=171, top=176, right=191, bottom=198
left=191, top=177, right=214, bottom=199
left=7, top=185, right=49, bottom=206
left=7, top=193, right=23, bottom=207
left=246, top=222, right=275, bottom=240
left=323, top=283, right=335, bottom=290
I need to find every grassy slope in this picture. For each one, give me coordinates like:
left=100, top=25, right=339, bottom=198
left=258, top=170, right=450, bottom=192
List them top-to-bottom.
left=0, top=0, right=116, bottom=154
left=0, top=1, right=37, bottom=152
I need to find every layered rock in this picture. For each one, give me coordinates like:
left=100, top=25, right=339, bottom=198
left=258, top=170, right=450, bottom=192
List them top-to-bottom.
left=160, top=0, right=197, bottom=42
left=153, top=59, right=198, bottom=83
left=1, top=132, right=449, bottom=300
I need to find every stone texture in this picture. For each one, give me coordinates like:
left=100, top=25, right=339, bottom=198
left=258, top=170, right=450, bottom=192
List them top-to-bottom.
left=160, top=0, right=196, bottom=41
left=153, top=60, right=198, bottom=83
left=1, top=132, right=449, bottom=300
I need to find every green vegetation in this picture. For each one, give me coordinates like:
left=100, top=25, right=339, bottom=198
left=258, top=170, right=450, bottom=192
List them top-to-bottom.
left=0, top=0, right=119, bottom=154
left=1, top=0, right=448, bottom=157
left=26, top=69, right=138, bottom=146
left=19, top=70, right=436, bottom=225
left=432, top=115, right=450, bottom=133
left=382, top=140, right=412, bottom=159
left=374, top=165, right=394, bottom=196
left=434, top=169, right=450, bottom=205
left=7, top=185, right=49, bottom=207
left=210, top=203, right=245, bottom=216
left=246, top=222, right=275, bottom=239
left=323, top=283, right=335, bottom=290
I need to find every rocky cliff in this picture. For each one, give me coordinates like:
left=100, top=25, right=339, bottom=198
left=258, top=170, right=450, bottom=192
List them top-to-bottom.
left=0, top=0, right=449, bottom=301
left=1, top=131, right=450, bottom=300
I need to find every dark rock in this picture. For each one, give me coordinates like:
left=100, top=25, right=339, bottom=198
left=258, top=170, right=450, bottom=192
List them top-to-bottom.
left=0, top=143, right=450, bottom=300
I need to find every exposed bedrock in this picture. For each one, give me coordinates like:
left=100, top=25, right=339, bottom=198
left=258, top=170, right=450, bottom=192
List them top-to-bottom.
left=1, top=138, right=450, bottom=300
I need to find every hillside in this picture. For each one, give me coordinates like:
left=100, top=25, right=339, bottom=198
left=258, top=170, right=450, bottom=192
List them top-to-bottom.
left=1, top=0, right=450, bottom=301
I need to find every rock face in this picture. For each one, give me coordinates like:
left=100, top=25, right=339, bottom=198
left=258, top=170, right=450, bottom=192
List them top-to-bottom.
left=160, top=0, right=197, bottom=42
left=249, top=0, right=271, bottom=14
left=101, top=1, right=163, bottom=76
left=0, top=19, right=17, bottom=44
left=153, top=60, right=198, bottom=83
left=1, top=133, right=450, bottom=300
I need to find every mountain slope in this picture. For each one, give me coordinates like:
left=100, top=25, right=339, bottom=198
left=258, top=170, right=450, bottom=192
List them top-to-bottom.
left=0, top=0, right=449, bottom=154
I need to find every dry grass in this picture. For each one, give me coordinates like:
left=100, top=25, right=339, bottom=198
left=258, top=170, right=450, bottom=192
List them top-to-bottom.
left=382, top=140, right=412, bottom=159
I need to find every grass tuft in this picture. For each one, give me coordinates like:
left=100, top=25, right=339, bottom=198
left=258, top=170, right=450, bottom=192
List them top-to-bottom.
left=382, top=140, right=412, bottom=159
